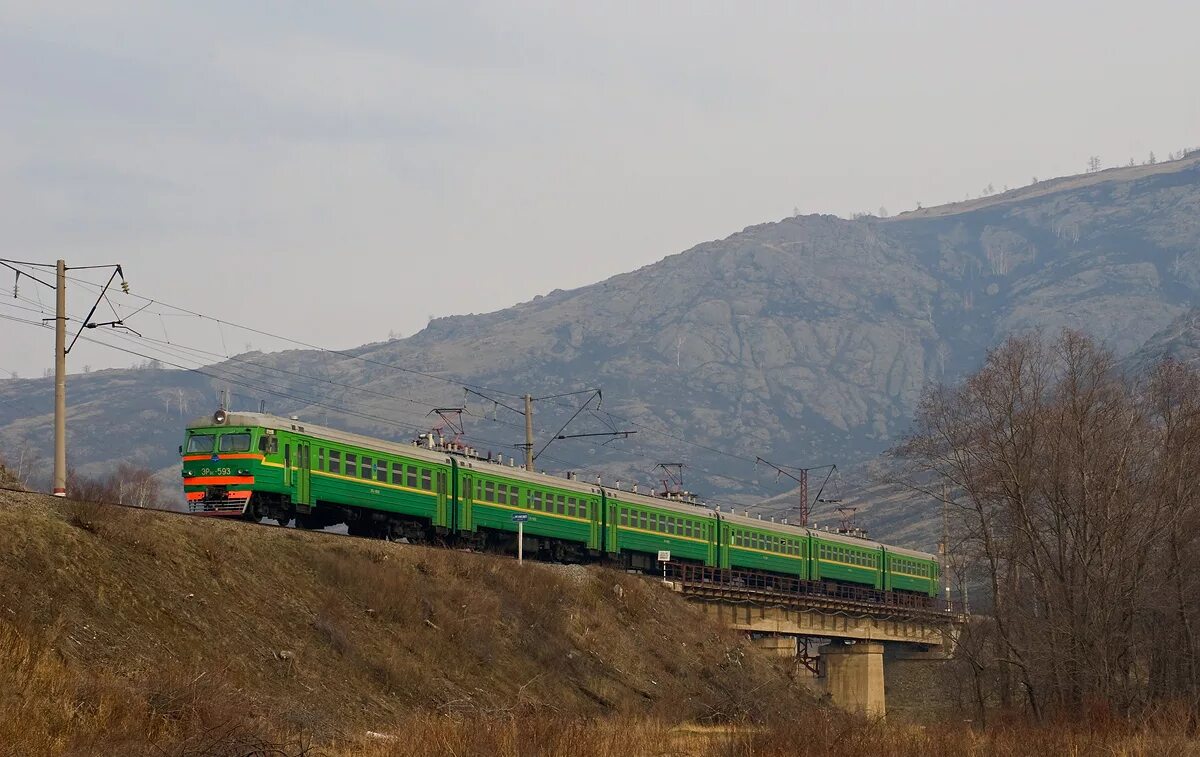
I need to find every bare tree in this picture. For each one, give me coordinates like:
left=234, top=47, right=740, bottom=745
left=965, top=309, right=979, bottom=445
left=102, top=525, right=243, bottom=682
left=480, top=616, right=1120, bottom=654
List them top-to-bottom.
left=1087, top=156, right=1103, bottom=173
left=897, top=331, right=1198, bottom=716
left=67, top=464, right=162, bottom=507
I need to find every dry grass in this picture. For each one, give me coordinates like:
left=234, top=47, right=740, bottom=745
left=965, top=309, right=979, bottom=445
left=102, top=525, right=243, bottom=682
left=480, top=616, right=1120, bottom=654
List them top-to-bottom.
left=4, top=489, right=1196, bottom=756
left=0, top=490, right=804, bottom=755
left=301, top=710, right=1200, bottom=756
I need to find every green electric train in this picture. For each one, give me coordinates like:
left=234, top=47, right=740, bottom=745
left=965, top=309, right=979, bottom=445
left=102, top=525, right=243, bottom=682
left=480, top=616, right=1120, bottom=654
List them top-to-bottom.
left=181, top=410, right=939, bottom=600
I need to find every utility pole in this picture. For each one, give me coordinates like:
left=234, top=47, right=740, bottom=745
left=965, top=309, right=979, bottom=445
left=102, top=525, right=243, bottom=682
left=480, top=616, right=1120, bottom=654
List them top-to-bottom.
left=1, top=258, right=131, bottom=499
left=53, top=260, right=66, bottom=496
left=464, top=387, right=625, bottom=472
left=524, top=393, right=534, bottom=471
left=754, top=457, right=837, bottom=527
left=941, top=483, right=950, bottom=610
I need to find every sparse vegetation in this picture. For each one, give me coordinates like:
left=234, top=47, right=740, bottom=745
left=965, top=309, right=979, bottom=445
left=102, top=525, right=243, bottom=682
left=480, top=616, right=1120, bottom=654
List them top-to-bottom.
left=66, top=462, right=161, bottom=507
left=0, top=490, right=808, bottom=755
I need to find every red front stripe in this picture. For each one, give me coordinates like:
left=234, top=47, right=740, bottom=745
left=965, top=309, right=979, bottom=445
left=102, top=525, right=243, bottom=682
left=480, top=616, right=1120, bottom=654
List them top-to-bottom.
left=186, top=476, right=254, bottom=486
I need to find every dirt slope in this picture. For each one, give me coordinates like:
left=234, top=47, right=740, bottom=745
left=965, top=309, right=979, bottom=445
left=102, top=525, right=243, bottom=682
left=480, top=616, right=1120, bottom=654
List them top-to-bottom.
left=0, top=490, right=806, bottom=755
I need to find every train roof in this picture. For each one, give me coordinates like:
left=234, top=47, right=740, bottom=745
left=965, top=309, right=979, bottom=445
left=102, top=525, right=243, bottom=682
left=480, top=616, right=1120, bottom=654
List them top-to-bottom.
left=187, top=411, right=937, bottom=561
left=188, top=411, right=608, bottom=498
left=605, top=486, right=724, bottom=519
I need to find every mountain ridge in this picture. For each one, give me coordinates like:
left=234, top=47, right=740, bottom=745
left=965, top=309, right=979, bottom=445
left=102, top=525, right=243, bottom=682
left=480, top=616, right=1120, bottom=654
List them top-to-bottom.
left=3, top=156, right=1200, bottom=550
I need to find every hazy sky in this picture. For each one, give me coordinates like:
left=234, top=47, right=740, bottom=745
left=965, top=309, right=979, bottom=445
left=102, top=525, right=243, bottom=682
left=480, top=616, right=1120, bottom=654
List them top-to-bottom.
left=2, top=1, right=1197, bottom=378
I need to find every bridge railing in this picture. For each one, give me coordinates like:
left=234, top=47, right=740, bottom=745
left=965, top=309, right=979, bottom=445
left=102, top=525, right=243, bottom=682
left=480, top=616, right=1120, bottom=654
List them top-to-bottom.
left=664, top=563, right=966, bottom=619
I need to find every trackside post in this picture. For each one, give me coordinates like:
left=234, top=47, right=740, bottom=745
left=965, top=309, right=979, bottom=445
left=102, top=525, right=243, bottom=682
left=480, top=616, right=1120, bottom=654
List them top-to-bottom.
left=512, top=512, right=529, bottom=564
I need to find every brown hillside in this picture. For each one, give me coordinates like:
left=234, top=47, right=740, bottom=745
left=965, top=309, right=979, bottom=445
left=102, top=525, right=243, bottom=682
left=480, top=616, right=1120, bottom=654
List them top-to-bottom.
left=0, top=491, right=807, bottom=755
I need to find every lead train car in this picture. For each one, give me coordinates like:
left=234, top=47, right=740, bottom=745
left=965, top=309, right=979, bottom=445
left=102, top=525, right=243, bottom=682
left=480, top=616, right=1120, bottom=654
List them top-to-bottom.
left=181, top=411, right=939, bottom=598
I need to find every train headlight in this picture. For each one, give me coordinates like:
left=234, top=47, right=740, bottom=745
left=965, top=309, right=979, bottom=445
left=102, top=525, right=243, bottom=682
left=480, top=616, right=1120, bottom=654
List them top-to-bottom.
left=213, top=409, right=227, bottom=425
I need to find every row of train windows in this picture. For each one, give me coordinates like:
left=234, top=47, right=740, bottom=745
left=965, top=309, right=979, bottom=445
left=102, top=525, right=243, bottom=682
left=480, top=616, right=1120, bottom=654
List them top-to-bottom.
left=317, top=449, right=435, bottom=491
left=475, top=479, right=520, bottom=506
left=472, top=480, right=593, bottom=519
left=531, top=490, right=589, bottom=518
left=618, top=509, right=705, bottom=539
left=732, top=530, right=804, bottom=556
left=818, top=543, right=878, bottom=568
left=894, top=558, right=931, bottom=577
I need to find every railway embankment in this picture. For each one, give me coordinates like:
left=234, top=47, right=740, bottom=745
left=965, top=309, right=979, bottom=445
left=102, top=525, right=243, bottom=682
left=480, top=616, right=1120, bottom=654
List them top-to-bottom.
left=6, top=483, right=1200, bottom=755
left=0, top=486, right=807, bottom=754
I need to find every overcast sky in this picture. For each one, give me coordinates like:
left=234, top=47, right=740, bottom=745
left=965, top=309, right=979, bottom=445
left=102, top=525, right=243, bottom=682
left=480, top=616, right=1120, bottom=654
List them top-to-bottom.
left=2, top=1, right=1197, bottom=378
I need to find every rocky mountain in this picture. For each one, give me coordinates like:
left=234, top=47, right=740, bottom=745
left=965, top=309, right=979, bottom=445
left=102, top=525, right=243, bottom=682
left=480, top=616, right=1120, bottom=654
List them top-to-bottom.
left=2, top=155, right=1199, bottom=544
left=1124, top=306, right=1200, bottom=370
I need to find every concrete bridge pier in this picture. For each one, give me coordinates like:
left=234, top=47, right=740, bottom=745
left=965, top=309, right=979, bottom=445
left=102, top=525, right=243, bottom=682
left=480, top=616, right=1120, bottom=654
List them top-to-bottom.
left=750, top=634, right=798, bottom=657
left=819, top=641, right=886, bottom=717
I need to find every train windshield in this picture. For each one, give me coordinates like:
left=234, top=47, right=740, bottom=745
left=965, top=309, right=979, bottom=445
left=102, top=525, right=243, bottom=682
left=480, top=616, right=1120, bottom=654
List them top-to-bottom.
left=218, top=433, right=252, bottom=453
left=186, top=434, right=215, bottom=453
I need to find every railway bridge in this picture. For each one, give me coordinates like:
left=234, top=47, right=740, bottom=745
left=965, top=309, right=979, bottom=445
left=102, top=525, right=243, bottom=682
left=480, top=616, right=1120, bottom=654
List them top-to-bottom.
left=663, top=565, right=968, bottom=717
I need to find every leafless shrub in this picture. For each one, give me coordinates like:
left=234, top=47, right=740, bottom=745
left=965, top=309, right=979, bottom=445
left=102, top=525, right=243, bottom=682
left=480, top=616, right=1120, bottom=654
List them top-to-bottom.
left=68, top=462, right=162, bottom=506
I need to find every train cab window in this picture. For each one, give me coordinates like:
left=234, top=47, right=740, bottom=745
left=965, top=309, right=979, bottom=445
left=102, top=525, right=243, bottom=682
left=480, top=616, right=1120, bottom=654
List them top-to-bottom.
left=218, top=433, right=251, bottom=452
left=186, top=434, right=215, bottom=453
left=329, top=450, right=341, bottom=474
left=361, top=456, right=373, bottom=479
left=391, top=462, right=403, bottom=485
left=421, top=469, right=432, bottom=490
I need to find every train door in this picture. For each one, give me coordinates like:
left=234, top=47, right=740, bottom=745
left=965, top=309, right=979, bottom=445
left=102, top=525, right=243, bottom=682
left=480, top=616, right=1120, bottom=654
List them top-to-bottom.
left=297, top=443, right=311, bottom=506
left=284, top=444, right=291, bottom=488
left=436, top=470, right=448, bottom=529
left=461, top=473, right=473, bottom=531
left=707, top=514, right=719, bottom=567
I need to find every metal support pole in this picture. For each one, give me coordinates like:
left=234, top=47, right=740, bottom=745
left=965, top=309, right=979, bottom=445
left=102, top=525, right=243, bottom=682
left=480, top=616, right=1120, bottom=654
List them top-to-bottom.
left=53, top=259, right=67, bottom=497
left=523, top=393, right=534, bottom=471
left=941, top=483, right=950, bottom=611
left=517, top=520, right=524, bottom=564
